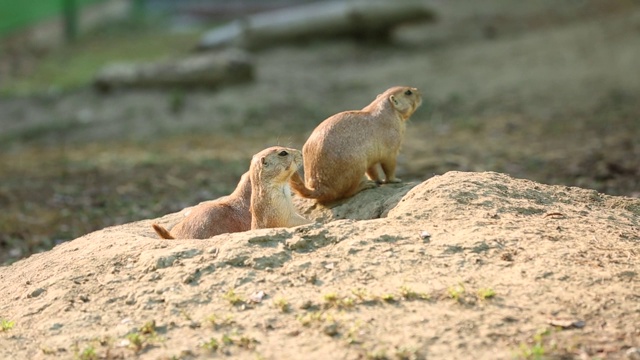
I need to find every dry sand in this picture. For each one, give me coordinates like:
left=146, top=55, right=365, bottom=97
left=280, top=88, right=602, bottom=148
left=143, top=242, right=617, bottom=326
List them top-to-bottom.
left=1, top=171, right=638, bottom=359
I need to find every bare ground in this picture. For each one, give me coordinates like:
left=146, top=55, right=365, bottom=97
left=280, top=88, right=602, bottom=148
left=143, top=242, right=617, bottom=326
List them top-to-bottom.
left=1, top=0, right=639, bottom=265
left=0, top=171, right=639, bottom=359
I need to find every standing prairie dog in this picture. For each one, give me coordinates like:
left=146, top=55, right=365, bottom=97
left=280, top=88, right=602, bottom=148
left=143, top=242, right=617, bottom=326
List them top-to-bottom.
left=290, top=86, right=422, bottom=204
left=249, top=146, right=311, bottom=229
left=152, top=172, right=251, bottom=239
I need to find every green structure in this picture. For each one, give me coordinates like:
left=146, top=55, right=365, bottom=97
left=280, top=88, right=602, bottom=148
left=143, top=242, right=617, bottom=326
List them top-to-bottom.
left=0, top=0, right=106, bottom=38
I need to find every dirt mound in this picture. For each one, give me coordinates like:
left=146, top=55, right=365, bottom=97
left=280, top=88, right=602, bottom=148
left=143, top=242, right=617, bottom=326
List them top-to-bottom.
left=1, top=171, right=638, bottom=359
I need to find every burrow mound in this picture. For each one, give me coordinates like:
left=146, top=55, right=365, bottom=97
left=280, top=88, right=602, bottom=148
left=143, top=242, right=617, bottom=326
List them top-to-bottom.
left=1, top=171, right=638, bottom=360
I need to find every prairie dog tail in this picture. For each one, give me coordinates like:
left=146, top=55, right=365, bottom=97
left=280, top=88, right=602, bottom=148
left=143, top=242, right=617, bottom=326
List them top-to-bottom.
left=289, top=171, right=319, bottom=199
left=289, top=171, right=338, bottom=203
left=152, top=224, right=175, bottom=239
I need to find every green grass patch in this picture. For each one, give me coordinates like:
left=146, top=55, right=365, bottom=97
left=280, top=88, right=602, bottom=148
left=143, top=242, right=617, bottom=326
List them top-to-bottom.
left=1, top=20, right=203, bottom=95
left=447, top=283, right=465, bottom=302
left=477, top=288, right=496, bottom=300
left=223, top=289, right=245, bottom=306
left=1, top=319, right=15, bottom=331
left=516, top=328, right=553, bottom=360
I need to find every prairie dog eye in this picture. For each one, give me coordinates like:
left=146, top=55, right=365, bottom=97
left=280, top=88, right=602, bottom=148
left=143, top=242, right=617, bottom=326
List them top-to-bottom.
left=404, top=89, right=413, bottom=96
left=278, top=150, right=288, bottom=156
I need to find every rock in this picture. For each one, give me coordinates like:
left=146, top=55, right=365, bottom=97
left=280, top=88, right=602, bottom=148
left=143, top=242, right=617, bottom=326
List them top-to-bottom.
left=27, top=288, right=45, bottom=298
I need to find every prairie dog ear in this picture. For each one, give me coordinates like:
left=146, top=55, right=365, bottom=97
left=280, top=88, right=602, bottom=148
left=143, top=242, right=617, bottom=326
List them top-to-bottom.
left=390, top=93, right=413, bottom=113
left=389, top=94, right=398, bottom=106
left=261, top=156, right=268, bottom=166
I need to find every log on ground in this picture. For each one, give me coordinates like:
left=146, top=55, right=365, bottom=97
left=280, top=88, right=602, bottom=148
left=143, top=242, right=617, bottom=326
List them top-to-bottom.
left=197, top=0, right=437, bottom=51
left=93, top=50, right=254, bottom=91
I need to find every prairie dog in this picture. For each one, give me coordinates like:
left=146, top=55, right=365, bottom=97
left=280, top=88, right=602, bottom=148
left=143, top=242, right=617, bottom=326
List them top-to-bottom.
left=290, top=86, right=422, bottom=203
left=249, top=146, right=311, bottom=229
left=152, top=172, right=251, bottom=239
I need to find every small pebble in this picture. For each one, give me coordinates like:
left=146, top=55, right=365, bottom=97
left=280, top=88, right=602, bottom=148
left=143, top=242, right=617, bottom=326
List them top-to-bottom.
left=182, top=274, right=196, bottom=284
left=28, top=288, right=45, bottom=298
left=249, top=291, right=266, bottom=303
left=125, top=294, right=136, bottom=305
left=189, top=321, right=201, bottom=329
left=323, top=323, right=339, bottom=336
left=117, top=339, right=130, bottom=348
left=626, top=347, right=640, bottom=360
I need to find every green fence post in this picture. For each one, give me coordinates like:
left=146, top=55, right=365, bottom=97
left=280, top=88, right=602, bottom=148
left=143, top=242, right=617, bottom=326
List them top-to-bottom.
left=62, top=0, right=78, bottom=42
left=131, top=0, right=146, bottom=24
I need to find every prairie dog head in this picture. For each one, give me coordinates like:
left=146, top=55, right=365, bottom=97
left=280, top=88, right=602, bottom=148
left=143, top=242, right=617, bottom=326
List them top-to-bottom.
left=386, top=86, right=422, bottom=120
left=251, top=146, right=302, bottom=184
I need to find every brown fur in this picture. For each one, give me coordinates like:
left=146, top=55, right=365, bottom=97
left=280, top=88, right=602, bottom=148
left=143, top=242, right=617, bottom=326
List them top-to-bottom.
left=290, top=86, right=422, bottom=204
left=249, top=146, right=311, bottom=229
left=152, top=172, right=252, bottom=239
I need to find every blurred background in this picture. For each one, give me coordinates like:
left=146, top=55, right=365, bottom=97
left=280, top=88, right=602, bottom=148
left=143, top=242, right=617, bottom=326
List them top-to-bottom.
left=0, top=0, right=639, bottom=265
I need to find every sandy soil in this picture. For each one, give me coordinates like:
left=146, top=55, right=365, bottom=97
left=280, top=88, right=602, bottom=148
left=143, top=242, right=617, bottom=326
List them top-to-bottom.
left=1, top=0, right=639, bottom=267
left=1, top=0, right=640, bottom=265
left=1, top=1, right=640, bottom=359
left=0, top=171, right=638, bottom=359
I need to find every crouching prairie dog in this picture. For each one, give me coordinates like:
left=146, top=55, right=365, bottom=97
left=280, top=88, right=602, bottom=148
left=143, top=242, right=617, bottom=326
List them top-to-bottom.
left=290, top=86, right=422, bottom=204
left=249, top=146, right=311, bottom=229
left=152, top=172, right=251, bottom=239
